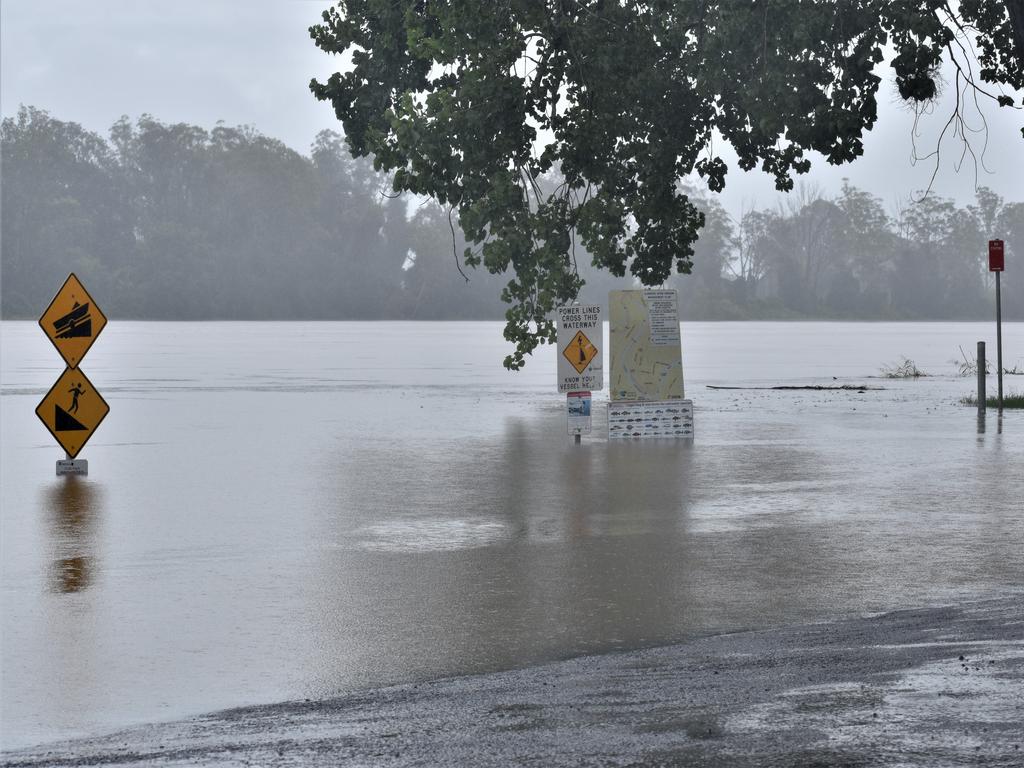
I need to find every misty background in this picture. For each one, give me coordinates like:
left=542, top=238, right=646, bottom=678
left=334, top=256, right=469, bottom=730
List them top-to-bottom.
left=2, top=1, right=1023, bottom=321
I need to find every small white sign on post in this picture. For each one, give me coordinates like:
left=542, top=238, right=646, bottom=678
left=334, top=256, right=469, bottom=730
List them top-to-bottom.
left=557, top=304, right=603, bottom=393
left=567, top=391, right=592, bottom=435
left=56, top=459, right=89, bottom=475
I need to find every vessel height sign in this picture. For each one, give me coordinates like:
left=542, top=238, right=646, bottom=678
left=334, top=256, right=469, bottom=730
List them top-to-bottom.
left=38, top=273, right=107, bottom=368
left=557, top=304, right=603, bottom=393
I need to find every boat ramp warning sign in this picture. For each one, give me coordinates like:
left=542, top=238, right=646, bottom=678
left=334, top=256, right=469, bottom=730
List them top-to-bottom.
left=38, top=273, right=107, bottom=368
left=557, top=304, right=603, bottom=393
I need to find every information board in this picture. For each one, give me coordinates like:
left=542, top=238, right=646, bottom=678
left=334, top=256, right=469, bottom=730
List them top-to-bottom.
left=609, top=289, right=684, bottom=402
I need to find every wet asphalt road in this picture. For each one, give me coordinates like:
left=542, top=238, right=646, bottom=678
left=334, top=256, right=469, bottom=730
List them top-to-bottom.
left=4, top=594, right=1022, bottom=767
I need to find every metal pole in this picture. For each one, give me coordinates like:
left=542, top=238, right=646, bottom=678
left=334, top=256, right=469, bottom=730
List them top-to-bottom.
left=996, top=271, right=1003, bottom=413
left=977, top=341, right=986, bottom=414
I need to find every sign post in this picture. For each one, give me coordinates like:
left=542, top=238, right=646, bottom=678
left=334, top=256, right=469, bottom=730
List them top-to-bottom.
left=989, top=240, right=1004, bottom=413
left=37, top=273, right=109, bottom=475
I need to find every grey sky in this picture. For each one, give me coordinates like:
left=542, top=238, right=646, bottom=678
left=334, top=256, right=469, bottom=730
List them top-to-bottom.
left=3, top=0, right=1022, bottom=220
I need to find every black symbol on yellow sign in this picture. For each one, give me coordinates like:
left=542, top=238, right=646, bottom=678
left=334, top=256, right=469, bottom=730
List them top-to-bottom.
left=38, top=273, right=107, bottom=368
left=54, top=302, right=93, bottom=339
left=563, top=330, right=598, bottom=374
left=36, top=368, right=110, bottom=458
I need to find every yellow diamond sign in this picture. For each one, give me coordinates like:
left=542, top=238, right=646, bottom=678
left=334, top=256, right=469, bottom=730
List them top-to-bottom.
left=38, top=273, right=107, bottom=368
left=563, top=330, right=598, bottom=374
left=35, top=367, right=110, bottom=459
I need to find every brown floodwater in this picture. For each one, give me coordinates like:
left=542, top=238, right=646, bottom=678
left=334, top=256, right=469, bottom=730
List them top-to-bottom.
left=1, top=321, right=1022, bottom=750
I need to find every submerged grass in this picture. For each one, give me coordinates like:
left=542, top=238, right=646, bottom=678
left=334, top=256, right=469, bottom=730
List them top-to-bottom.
left=956, top=346, right=1024, bottom=377
left=960, top=392, right=1024, bottom=409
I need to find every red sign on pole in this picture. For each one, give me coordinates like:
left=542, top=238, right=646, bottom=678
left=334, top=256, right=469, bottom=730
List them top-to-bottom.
left=989, top=239, right=1004, bottom=272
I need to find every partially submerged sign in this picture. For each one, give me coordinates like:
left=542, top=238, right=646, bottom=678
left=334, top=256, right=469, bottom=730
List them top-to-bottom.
left=38, top=273, right=107, bottom=368
left=38, top=273, right=110, bottom=470
left=609, top=289, right=684, bottom=402
left=557, top=304, right=603, bottom=393
left=35, top=367, right=110, bottom=459
left=567, top=391, right=592, bottom=435
left=608, top=399, right=694, bottom=440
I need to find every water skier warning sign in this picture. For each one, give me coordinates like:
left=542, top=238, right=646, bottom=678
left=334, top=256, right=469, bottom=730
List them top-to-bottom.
left=38, top=273, right=107, bottom=368
left=557, top=304, right=603, bottom=393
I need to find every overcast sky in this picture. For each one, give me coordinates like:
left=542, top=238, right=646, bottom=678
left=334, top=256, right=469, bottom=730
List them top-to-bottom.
left=3, top=0, right=1022, bottom=222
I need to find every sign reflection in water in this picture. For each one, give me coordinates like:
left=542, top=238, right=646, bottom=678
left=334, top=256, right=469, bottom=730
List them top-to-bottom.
left=44, top=477, right=103, bottom=594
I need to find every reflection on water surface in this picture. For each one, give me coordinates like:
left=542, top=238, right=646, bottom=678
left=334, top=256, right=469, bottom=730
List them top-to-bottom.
left=44, top=477, right=103, bottom=594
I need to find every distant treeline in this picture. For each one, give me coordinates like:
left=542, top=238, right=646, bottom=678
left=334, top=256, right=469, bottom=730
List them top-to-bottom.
left=2, top=106, right=1022, bottom=321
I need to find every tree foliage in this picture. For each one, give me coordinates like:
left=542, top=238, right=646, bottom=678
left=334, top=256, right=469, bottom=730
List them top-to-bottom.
left=309, top=0, right=1024, bottom=368
left=4, top=107, right=1022, bottom=327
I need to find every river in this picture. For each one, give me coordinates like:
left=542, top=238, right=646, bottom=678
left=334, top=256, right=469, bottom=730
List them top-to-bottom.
left=1, top=320, right=1022, bottom=750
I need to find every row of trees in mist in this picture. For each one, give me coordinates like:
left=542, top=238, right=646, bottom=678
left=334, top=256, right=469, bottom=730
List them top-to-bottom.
left=1, top=106, right=512, bottom=321
left=2, top=106, right=1022, bottom=322
left=672, top=182, right=1024, bottom=320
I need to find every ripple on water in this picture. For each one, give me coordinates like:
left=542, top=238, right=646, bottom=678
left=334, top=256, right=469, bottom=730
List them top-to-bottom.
left=355, top=518, right=512, bottom=553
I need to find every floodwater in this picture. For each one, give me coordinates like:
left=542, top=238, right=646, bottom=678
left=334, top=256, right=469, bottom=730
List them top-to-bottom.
left=1, top=321, right=1022, bottom=751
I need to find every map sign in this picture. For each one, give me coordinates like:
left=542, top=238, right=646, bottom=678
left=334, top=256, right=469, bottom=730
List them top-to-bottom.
left=38, top=273, right=108, bottom=368
left=609, top=289, right=684, bottom=402
left=557, top=304, right=603, bottom=393
left=35, top=367, right=110, bottom=459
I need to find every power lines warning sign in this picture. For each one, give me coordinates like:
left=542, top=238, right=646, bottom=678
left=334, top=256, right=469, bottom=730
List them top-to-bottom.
left=557, top=304, right=603, bottom=393
left=563, top=330, right=598, bottom=374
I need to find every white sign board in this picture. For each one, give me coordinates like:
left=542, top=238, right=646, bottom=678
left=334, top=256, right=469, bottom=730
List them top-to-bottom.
left=609, top=289, right=684, bottom=401
left=645, top=289, right=681, bottom=346
left=557, top=304, right=603, bottom=393
left=567, top=391, right=592, bottom=435
left=608, top=399, right=694, bottom=439
left=56, top=459, right=89, bottom=475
